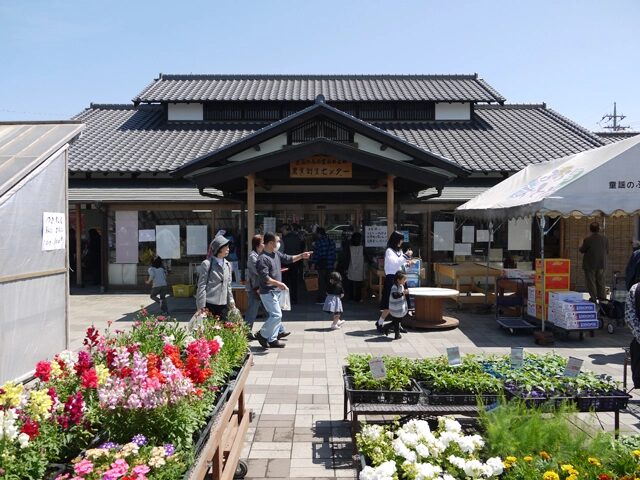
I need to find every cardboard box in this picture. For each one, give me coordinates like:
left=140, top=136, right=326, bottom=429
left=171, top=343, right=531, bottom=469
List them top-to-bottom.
left=535, top=258, right=571, bottom=275
left=536, top=274, right=570, bottom=290
left=535, top=289, right=570, bottom=305
left=549, top=291, right=584, bottom=303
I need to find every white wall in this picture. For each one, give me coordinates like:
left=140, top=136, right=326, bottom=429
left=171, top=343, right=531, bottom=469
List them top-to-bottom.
left=435, top=102, right=471, bottom=121
left=167, top=103, right=204, bottom=121
left=354, top=133, right=413, bottom=161
left=228, top=134, right=287, bottom=162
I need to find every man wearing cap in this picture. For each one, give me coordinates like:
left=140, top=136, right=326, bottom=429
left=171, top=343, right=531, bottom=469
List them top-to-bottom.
left=255, top=232, right=312, bottom=348
left=196, top=235, right=236, bottom=318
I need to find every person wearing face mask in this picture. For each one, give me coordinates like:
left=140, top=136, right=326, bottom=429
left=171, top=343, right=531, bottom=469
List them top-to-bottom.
left=255, top=232, right=313, bottom=349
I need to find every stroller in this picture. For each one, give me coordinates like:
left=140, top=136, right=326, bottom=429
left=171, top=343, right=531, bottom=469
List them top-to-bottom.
left=599, top=271, right=627, bottom=334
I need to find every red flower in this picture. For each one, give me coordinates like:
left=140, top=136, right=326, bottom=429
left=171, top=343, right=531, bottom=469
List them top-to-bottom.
left=157, top=315, right=166, bottom=321
left=83, top=326, right=101, bottom=349
left=207, top=339, right=221, bottom=355
left=163, top=344, right=184, bottom=369
left=75, top=351, right=93, bottom=376
left=146, top=353, right=165, bottom=383
left=185, top=354, right=211, bottom=384
left=35, top=361, right=51, bottom=382
left=81, top=369, right=98, bottom=389
left=47, top=387, right=58, bottom=411
left=59, top=391, right=84, bottom=428
left=21, top=418, right=40, bottom=439
left=598, top=475, right=612, bottom=480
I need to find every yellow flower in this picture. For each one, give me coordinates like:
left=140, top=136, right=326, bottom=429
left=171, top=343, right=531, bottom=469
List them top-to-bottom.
left=50, top=360, right=63, bottom=378
left=95, top=364, right=110, bottom=386
left=0, top=382, right=24, bottom=408
left=27, top=389, right=52, bottom=421
left=632, top=449, right=640, bottom=458
left=540, top=451, right=552, bottom=460
left=506, top=456, right=517, bottom=463
left=524, top=456, right=534, bottom=462
left=587, top=457, right=601, bottom=467
left=503, top=462, right=513, bottom=469
left=561, top=464, right=575, bottom=472
left=543, top=471, right=560, bottom=480
left=567, top=475, right=578, bottom=480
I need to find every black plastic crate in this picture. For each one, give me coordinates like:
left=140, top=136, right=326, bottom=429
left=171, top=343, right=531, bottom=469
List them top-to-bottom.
left=344, top=375, right=421, bottom=405
left=418, top=382, right=499, bottom=406
left=575, top=390, right=631, bottom=412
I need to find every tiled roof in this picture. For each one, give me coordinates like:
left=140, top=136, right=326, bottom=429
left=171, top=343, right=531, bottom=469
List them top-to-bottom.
left=133, top=74, right=506, bottom=104
left=68, top=103, right=606, bottom=174
left=595, top=131, right=640, bottom=144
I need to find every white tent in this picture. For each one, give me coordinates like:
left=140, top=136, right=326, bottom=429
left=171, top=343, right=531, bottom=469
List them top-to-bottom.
left=0, top=122, right=83, bottom=383
left=456, top=134, right=640, bottom=331
left=457, top=134, right=640, bottom=220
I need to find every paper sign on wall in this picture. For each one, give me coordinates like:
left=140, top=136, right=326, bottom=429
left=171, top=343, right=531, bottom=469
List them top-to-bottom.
left=115, top=211, right=138, bottom=263
left=42, top=212, right=65, bottom=251
left=263, top=217, right=276, bottom=234
left=508, top=217, right=532, bottom=251
left=433, top=222, right=454, bottom=251
left=156, top=225, right=180, bottom=259
left=186, top=225, right=208, bottom=255
left=365, top=225, right=388, bottom=247
left=462, top=226, right=475, bottom=243
left=138, top=229, right=155, bottom=242
left=476, top=230, right=493, bottom=242
left=454, top=243, right=472, bottom=256
left=447, top=347, right=461, bottom=366
left=510, top=347, right=524, bottom=369
left=564, top=357, right=583, bottom=377
left=369, top=358, right=387, bottom=379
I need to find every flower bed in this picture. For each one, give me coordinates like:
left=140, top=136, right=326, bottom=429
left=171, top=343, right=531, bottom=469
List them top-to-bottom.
left=0, top=308, right=249, bottom=479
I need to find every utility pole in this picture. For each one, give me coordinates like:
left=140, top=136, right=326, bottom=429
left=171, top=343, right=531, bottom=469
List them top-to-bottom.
left=600, top=102, right=630, bottom=131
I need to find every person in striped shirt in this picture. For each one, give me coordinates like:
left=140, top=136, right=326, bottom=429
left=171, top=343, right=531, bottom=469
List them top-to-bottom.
left=382, top=271, right=409, bottom=340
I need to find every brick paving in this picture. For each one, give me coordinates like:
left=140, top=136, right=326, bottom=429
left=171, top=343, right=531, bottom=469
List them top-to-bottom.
left=69, top=289, right=640, bottom=479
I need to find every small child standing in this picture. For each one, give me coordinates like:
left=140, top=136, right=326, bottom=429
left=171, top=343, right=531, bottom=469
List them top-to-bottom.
left=146, top=256, right=169, bottom=314
left=323, top=271, right=346, bottom=330
left=383, top=271, right=409, bottom=339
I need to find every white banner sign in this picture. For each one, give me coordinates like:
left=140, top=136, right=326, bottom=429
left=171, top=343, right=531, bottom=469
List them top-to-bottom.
left=116, top=211, right=139, bottom=263
left=42, top=212, right=66, bottom=251
left=508, top=217, right=532, bottom=251
left=433, top=222, right=454, bottom=251
left=156, top=225, right=181, bottom=259
left=186, top=225, right=208, bottom=255
left=365, top=225, right=388, bottom=247
left=462, top=226, right=475, bottom=243
left=138, top=229, right=156, bottom=242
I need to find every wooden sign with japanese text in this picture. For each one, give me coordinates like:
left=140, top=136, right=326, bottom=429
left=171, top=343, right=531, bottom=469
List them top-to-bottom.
left=290, top=156, right=352, bottom=179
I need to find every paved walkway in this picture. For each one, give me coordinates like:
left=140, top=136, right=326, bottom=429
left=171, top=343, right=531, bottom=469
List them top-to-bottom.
left=69, top=289, right=640, bottom=480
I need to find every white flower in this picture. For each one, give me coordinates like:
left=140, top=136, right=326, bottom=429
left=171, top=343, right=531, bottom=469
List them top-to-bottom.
left=163, top=334, right=176, bottom=345
left=213, top=335, right=224, bottom=350
left=57, top=350, right=78, bottom=366
left=0, top=409, right=19, bottom=441
left=440, top=417, right=462, bottom=434
left=404, top=419, right=431, bottom=436
left=361, top=424, right=384, bottom=441
left=398, top=430, right=419, bottom=448
left=439, top=431, right=460, bottom=448
left=17, top=432, right=29, bottom=448
left=455, top=436, right=477, bottom=454
left=393, top=438, right=417, bottom=462
left=416, top=442, right=431, bottom=459
left=447, top=455, right=466, bottom=469
left=483, top=457, right=504, bottom=477
left=463, top=459, right=485, bottom=478
left=359, top=461, right=397, bottom=480
left=414, top=462, right=442, bottom=480
left=442, top=474, right=456, bottom=480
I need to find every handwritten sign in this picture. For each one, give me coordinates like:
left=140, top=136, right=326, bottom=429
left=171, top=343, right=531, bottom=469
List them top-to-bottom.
left=290, top=156, right=352, bottom=178
left=42, top=212, right=65, bottom=251
left=263, top=217, right=276, bottom=235
left=365, top=226, right=388, bottom=247
left=447, top=347, right=461, bottom=366
left=510, top=347, right=524, bottom=369
left=369, top=357, right=387, bottom=379
left=563, top=357, right=583, bottom=378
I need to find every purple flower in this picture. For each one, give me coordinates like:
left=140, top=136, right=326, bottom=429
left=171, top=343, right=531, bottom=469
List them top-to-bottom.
left=131, top=434, right=147, bottom=447
left=99, top=441, right=119, bottom=449
left=164, top=443, right=175, bottom=456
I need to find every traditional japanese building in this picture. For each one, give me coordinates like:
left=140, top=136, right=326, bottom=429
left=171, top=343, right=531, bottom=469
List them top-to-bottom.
left=68, top=74, right=629, bottom=291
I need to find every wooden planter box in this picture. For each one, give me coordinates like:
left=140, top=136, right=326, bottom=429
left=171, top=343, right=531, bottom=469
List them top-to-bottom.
left=185, top=353, right=253, bottom=480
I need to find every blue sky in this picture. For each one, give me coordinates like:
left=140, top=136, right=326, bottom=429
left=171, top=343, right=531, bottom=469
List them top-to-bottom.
left=1, top=0, right=638, bottom=131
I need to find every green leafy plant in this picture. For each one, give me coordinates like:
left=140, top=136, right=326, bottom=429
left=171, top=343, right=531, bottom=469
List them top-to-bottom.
left=346, top=354, right=415, bottom=391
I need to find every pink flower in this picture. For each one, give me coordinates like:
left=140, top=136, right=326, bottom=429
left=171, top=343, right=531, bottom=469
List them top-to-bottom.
left=74, top=459, right=94, bottom=475
left=132, top=464, right=150, bottom=475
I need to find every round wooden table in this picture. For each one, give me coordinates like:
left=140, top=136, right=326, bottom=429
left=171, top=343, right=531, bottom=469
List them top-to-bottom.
left=403, top=287, right=460, bottom=329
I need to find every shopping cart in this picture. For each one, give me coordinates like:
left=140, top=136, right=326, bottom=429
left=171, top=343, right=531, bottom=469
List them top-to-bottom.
left=599, top=271, right=627, bottom=334
left=495, top=277, right=535, bottom=334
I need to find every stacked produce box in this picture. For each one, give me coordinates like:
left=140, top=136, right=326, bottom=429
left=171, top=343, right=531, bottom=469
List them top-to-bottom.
left=526, top=258, right=570, bottom=320
left=547, top=291, right=598, bottom=329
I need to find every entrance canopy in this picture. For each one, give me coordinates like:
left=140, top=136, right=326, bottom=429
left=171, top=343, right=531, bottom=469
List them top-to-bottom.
left=172, top=97, right=467, bottom=201
left=456, top=135, right=640, bottom=220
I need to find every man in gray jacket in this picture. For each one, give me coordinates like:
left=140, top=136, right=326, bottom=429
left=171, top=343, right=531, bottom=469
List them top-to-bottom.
left=579, top=221, right=609, bottom=303
left=196, top=235, right=236, bottom=318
